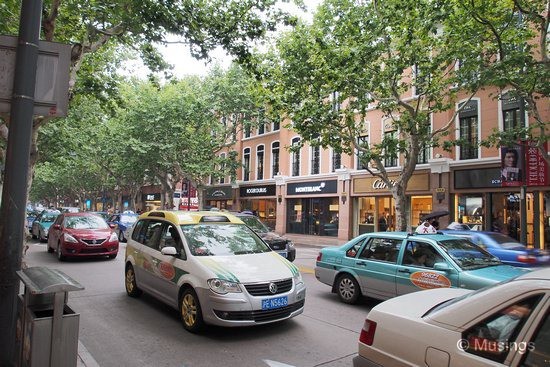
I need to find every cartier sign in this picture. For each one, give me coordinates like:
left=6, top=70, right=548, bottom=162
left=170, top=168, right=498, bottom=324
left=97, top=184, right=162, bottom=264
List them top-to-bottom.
left=354, top=173, right=429, bottom=193
left=372, top=179, right=397, bottom=189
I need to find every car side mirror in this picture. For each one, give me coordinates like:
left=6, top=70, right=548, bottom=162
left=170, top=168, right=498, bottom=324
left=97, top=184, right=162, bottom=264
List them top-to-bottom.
left=109, top=223, right=116, bottom=229
left=53, top=224, right=61, bottom=230
left=161, top=246, right=178, bottom=257
left=433, top=262, right=451, bottom=271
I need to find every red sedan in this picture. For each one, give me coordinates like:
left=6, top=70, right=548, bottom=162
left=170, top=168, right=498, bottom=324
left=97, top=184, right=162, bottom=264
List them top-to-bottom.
left=47, top=212, right=119, bottom=261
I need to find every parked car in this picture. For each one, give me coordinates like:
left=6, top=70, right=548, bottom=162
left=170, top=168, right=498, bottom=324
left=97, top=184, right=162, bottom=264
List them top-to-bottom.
left=61, top=206, right=80, bottom=213
left=31, top=209, right=60, bottom=242
left=26, top=210, right=40, bottom=231
left=124, top=210, right=306, bottom=332
left=89, top=211, right=109, bottom=221
left=108, top=211, right=139, bottom=242
left=47, top=212, right=119, bottom=261
left=233, top=212, right=296, bottom=262
left=441, top=230, right=550, bottom=268
left=315, top=232, right=528, bottom=304
left=353, top=267, right=550, bottom=367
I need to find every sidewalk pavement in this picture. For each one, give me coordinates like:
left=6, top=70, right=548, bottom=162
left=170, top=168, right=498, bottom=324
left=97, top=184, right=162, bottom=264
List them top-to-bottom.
left=76, top=233, right=347, bottom=366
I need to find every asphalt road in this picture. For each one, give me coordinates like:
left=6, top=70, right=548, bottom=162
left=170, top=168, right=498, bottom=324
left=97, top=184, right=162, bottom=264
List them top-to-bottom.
left=22, top=240, right=377, bottom=367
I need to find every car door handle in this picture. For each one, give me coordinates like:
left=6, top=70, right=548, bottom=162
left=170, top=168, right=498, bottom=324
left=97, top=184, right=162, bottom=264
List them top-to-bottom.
left=356, top=261, right=367, bottom=266
left=398, top=269, right=411, bottom=273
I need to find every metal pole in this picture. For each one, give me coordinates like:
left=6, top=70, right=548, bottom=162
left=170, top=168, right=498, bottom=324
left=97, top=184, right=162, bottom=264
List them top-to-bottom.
left=0, top=0, right=43, bottom=364
left=187, top=180, right=191, bottom=211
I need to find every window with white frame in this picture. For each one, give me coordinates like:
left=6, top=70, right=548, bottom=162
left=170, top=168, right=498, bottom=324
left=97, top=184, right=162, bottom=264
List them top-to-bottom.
left=501, top=92, right=524, bottom=131
left=458, top=100, right=479, bottom=160
left=384, top=130, right=398, bottom=167
left=356, top=135, right=370, bottom=170
left=291, top=137, right=301, bottom=177
left=271, top=142, right=280, bottom=178
left=256, top=145, right=264, bottom=180
left=311, top=145, right=320, bottom=175
left=243, top=148, right=251, bottom=181
left=331, top=150, right=341, bottom=172
left=219, top=153, right=226, bottom=184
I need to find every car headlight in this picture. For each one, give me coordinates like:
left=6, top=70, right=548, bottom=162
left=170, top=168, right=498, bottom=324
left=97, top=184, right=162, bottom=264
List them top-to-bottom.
left=43, top=228, right=48, bottom=235
left=109, top=232, right=118, bottom=241
left=63, top=233, right=78, bottom=243
left=293, top=271, right=304, bottom=286
left=207, top=279, right=242, bottom=294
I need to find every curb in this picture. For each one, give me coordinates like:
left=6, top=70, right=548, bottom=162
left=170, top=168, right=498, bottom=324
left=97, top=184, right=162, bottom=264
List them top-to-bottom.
left=78, top=340, right=100, bottom=367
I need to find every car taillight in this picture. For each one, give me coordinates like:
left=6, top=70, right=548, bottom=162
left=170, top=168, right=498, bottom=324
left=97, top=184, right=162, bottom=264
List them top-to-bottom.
left=316, top=252, right=322, bottom=261
left=517, top=254, right=537, bottom=263
left=359, top=319, right=377, bottom=346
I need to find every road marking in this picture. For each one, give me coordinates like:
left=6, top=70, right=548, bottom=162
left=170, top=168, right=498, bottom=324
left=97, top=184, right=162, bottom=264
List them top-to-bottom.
left=264, top=360, right=296, bottom=367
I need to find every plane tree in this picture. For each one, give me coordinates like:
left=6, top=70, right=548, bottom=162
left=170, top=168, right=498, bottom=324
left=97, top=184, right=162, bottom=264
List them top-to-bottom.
left=0, top=0, right=302, bottom=191
left=258, top=0, right=488, bottom=230
left=454, top=0, right=549, bottom=163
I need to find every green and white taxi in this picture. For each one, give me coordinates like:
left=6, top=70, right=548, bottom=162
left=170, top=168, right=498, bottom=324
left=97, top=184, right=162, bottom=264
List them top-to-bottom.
left=125, top=210, right=306, bottom=332
left=315, top=232, right=529, bottom=304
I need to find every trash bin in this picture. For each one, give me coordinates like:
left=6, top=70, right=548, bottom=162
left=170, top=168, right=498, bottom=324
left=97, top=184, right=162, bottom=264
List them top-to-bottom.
left=16, top=267, right=84, bottom=367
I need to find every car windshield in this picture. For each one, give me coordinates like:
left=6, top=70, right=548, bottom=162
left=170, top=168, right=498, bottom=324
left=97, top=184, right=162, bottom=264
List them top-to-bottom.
left=120, top=214, right=138, bottom=224
left=65, top=216, right=109, bottom=229
left=238, top=216, right=269, bottom=234
left=180, top=223, right=270, bottom=256
left=483, top=233, right=525, bottom=249
left=437, top=239, right=502, bottom=269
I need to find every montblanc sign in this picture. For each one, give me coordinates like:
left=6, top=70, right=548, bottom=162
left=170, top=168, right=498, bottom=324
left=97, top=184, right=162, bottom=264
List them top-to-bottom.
left=287, top=180, right=337, bottom=195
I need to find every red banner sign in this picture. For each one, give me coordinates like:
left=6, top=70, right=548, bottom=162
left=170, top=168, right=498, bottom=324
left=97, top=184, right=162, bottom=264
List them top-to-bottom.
left=525, top=143, right=549, bottom=186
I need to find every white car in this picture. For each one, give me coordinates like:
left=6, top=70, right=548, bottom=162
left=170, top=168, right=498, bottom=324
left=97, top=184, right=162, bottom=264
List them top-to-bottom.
left=125, top=210, right=306, bottom=333
left=354, top=268, right=550, bottom=367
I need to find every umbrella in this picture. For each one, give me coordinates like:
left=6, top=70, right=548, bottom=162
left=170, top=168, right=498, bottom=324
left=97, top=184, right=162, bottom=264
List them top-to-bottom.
left=420, top=210, right=450, bottom=221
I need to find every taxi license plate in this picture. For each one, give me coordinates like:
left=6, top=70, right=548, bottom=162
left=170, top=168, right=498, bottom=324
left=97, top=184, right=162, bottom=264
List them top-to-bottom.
left=262, top=296, right=288, bottom=310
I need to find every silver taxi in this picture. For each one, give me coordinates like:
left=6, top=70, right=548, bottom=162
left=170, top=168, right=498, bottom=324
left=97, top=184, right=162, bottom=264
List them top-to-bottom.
left=124, top=210, right=306, bottom=332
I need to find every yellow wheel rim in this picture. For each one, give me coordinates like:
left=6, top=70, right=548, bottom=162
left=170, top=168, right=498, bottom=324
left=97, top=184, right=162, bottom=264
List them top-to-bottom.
left=125, top=268, right=135, bottom=293
left=181, top=294, right=197, bottom=327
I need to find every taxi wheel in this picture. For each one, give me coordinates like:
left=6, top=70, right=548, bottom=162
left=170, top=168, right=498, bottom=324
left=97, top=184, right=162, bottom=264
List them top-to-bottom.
left=125, top=264, right=142, bottom=297
left=337, top=274, right=360, bottom=304
left=180, top=288, right=204, bottom=333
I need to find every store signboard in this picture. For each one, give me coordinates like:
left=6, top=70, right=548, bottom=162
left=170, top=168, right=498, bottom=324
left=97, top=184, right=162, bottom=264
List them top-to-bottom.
left=525, top=143, right=549, bottom=186
left=287, top=180, right=337, bottom=195
left=239, top=184, right=276, bottom=197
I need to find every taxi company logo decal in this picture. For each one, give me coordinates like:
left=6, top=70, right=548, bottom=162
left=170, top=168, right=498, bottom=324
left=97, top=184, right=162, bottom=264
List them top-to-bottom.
left=159, top=262, right=176, bottom=280
left=410, top=271, right=451, bottom=289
